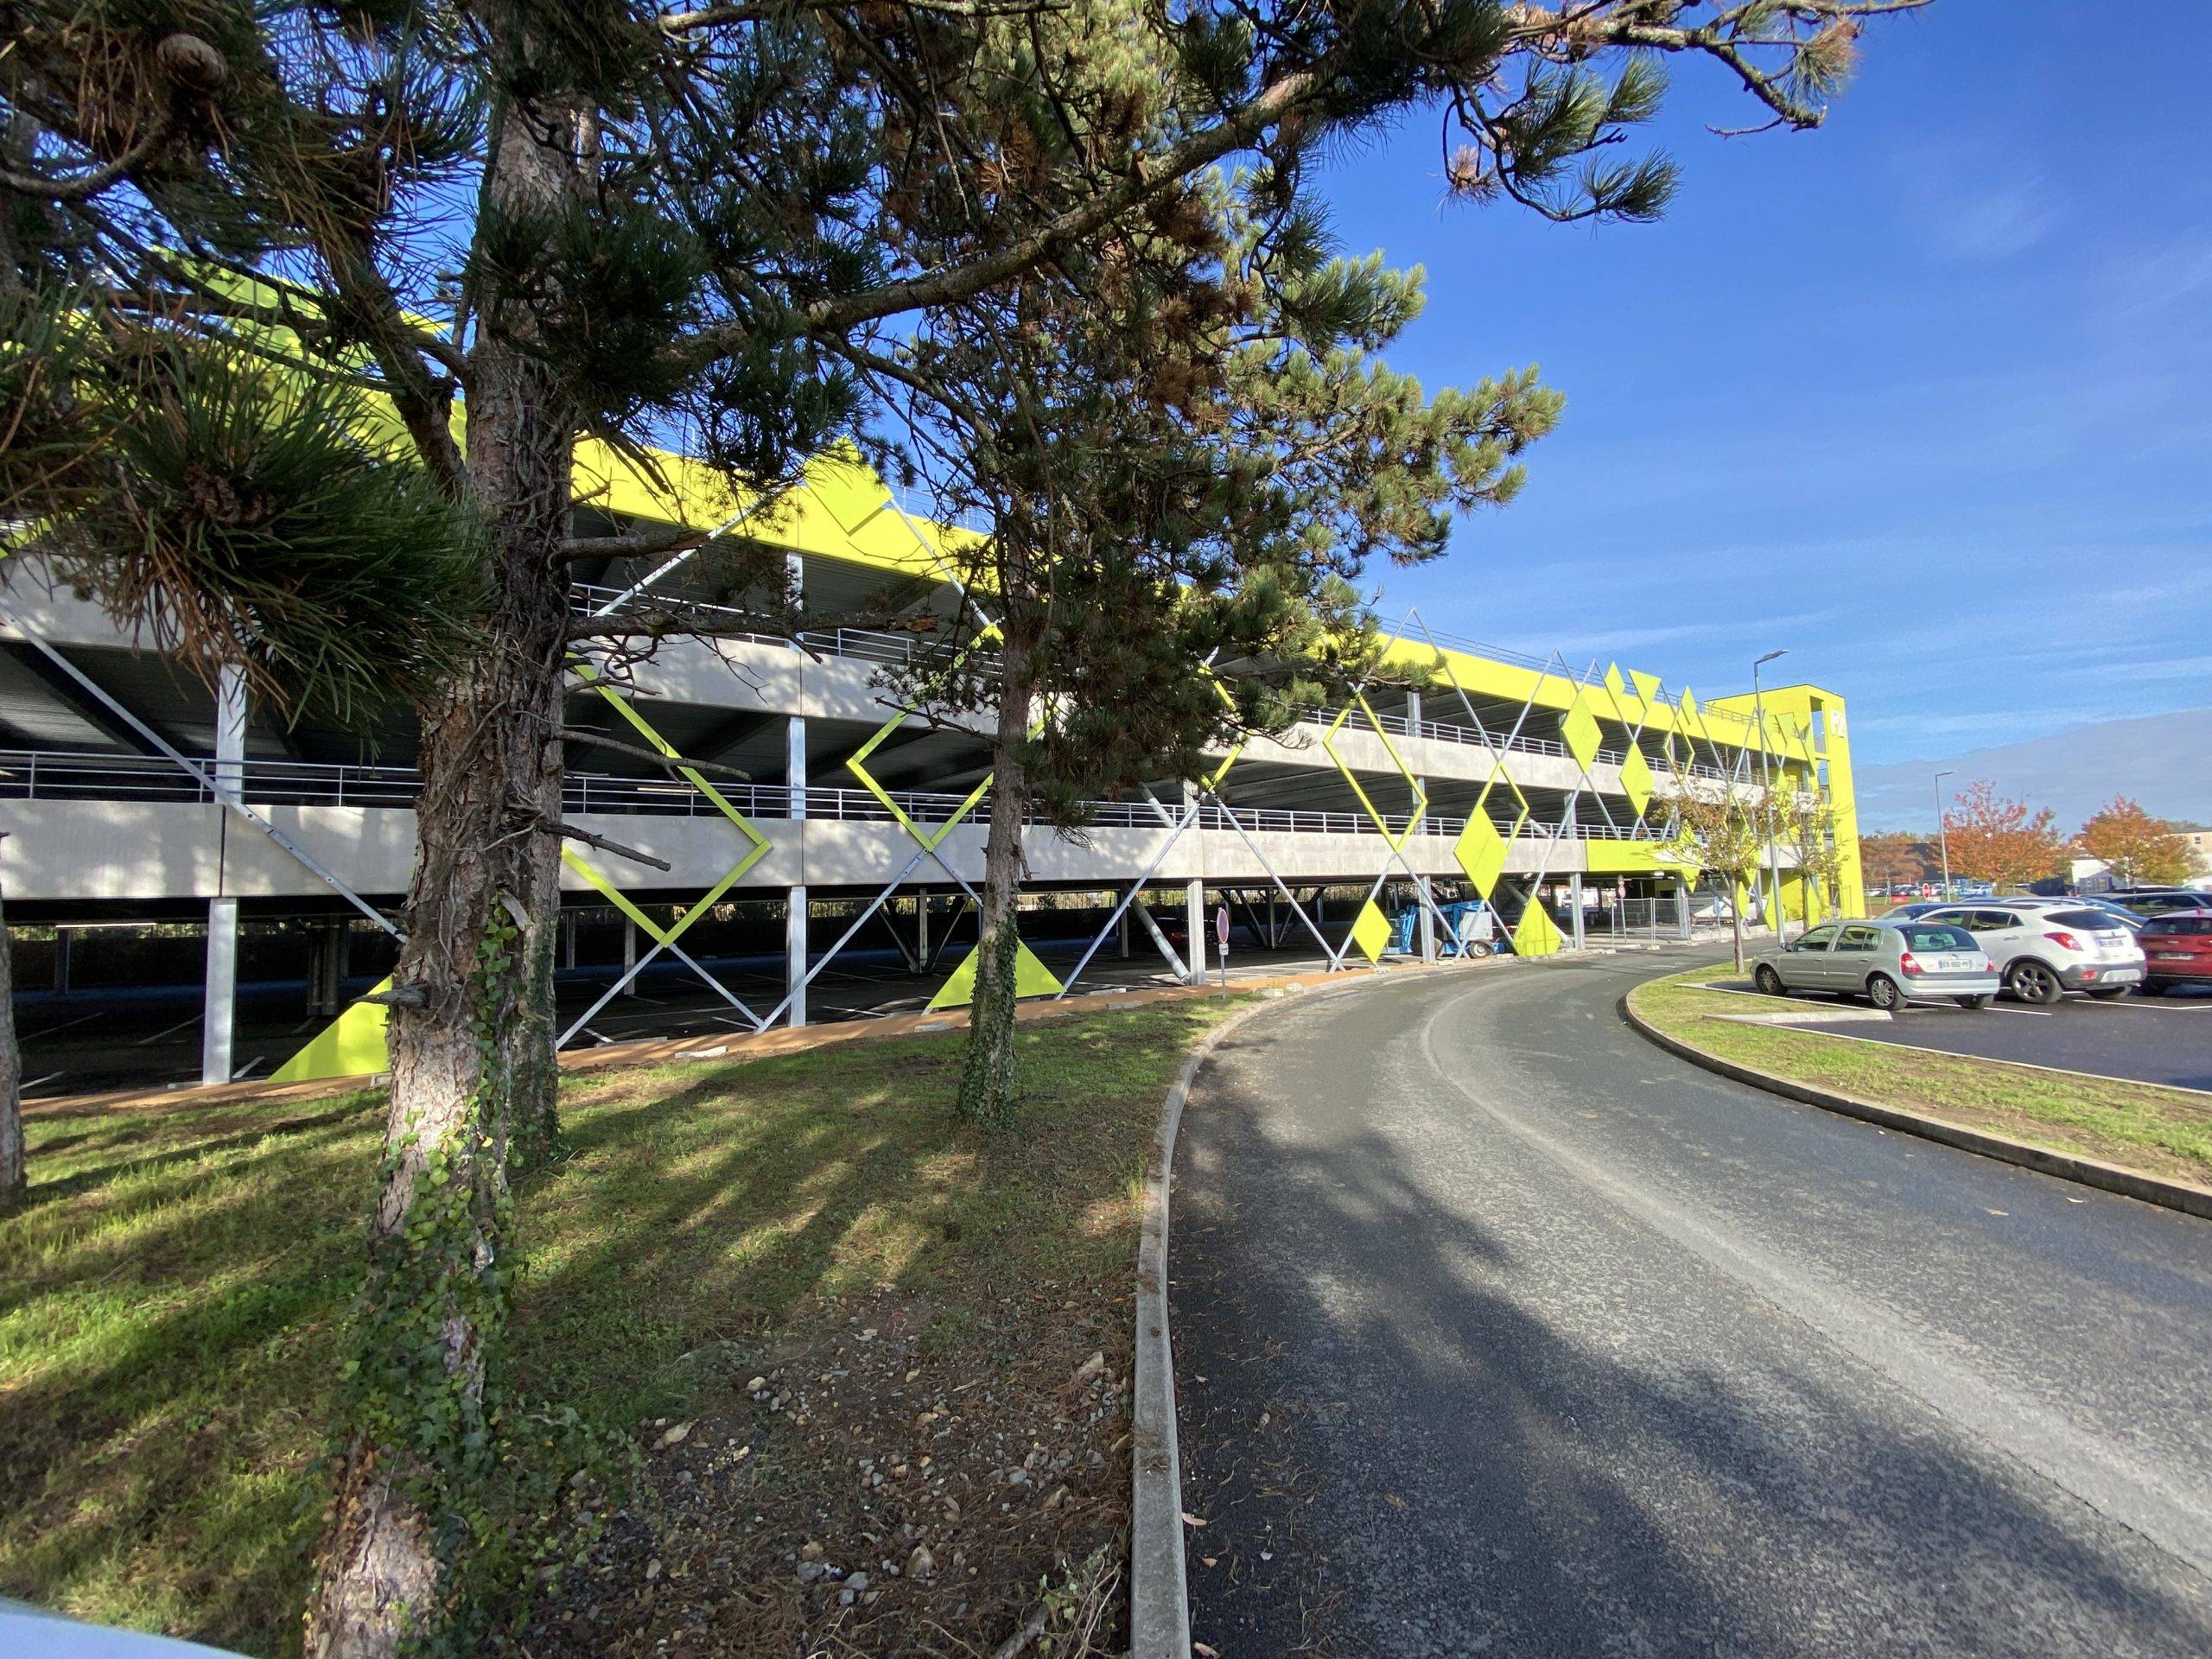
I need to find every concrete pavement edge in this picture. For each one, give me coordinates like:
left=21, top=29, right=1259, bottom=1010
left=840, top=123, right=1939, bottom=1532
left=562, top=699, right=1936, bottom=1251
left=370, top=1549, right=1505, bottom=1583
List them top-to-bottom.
left=1618, top=988, right=2212, bottom=1223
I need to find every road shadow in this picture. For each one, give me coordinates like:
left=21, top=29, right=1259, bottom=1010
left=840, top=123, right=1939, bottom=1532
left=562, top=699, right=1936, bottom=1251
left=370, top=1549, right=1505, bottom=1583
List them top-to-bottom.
left=1170, top=994, right=2212, bottom=1658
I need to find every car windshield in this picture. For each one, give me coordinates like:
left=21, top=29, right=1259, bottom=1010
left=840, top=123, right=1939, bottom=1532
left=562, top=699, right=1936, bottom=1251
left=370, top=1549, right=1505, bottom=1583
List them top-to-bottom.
left=2050, top=909, right=2123, bottom=930
left=1902, top=925, right=1976, bottom=951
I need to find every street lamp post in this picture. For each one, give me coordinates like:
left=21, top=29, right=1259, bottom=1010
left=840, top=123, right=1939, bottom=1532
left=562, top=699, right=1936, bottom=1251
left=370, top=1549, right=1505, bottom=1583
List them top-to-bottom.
left=1752, top=650, right=1789, bottom=941
left=1934, top=768, right=1955, bottom=902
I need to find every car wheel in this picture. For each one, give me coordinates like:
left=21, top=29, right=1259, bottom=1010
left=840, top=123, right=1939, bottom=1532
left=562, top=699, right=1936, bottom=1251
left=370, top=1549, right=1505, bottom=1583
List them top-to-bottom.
left=1465, top=941, right=1493, bottom=959
left=2007, top=960, right=2064, bottom=1005
left=1754, top=963, right=1787, bottom=996
left=1867, top=973, right=1902, bottom=1011
left=2138, top=979, right=2165, bottom=997
left=2086, top=986, right=2130, bottom=1001
left=1954, top=995, right=1993, bottom=1009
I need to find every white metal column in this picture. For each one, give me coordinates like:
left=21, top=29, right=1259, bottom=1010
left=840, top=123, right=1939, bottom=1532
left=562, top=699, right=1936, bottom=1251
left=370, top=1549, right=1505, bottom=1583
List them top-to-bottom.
left=783, top=553, right=809, bottom=1026
left=200, top=663, right=246, bottom=1085
left=1408, top=692, right=1435, bottom=962
left=786, top=708, right=808, bottom=1028
left=1181, top=782, right=1206, bottom=983
left=1568, top=873, right=1586, bottom=951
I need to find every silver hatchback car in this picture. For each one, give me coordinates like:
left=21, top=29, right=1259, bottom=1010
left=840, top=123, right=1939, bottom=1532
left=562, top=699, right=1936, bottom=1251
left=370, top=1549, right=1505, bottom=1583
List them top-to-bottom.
left=1752, top=918, right=2001, bottom=1010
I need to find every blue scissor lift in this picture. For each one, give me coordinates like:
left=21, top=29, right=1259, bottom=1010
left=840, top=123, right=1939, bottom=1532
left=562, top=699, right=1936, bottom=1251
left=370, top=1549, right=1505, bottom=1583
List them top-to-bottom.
left=1385, top=899, right=1510, bottom=958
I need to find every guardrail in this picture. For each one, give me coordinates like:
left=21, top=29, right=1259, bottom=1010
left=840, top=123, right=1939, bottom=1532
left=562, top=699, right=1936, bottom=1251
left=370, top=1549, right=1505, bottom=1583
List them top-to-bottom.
left=0, top=749, right=1662, bottom=842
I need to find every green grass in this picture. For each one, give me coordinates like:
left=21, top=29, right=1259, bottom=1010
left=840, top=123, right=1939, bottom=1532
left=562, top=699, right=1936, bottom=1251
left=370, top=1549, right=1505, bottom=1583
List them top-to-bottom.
left=1630, top=968, right=2212, bottom=1183
left=0, top=1001, right=1239, bottom=1655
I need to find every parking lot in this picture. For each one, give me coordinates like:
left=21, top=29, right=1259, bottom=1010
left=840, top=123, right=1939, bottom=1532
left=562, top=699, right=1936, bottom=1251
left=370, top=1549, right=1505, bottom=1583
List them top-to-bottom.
left=1700, top=978, right=2212, bottom=1094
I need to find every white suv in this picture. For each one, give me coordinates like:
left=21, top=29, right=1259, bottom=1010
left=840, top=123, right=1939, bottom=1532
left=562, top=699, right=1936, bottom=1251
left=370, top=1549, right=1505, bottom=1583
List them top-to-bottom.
left=1921, top=905, right=2146, bottom=1003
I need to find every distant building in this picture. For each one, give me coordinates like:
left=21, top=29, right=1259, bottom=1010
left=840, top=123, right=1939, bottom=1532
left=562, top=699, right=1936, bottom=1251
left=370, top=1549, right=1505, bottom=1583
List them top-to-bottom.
left=2179, top=828, right=2212, bottom=886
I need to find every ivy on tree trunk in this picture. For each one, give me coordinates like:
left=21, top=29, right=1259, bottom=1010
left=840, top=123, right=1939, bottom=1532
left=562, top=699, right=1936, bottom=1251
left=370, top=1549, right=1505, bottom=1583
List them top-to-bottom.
left=304, top=90, right=578, bottom=1655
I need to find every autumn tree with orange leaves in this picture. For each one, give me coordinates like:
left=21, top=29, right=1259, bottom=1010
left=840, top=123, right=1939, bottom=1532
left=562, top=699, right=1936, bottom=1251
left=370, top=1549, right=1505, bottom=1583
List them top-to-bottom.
left=1942, top=779, right=2067, bottom=891
left=2077, top=796, right=2197, bottom=886
left=1859, top=831, right=1931, bottom=893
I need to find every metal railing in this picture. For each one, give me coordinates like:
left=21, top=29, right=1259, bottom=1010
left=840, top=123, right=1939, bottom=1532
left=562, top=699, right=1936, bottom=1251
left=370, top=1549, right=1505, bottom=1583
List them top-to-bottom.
left=564, top=582, right=1750, bottom=776
left=0, top=748, right=1654, bottom=842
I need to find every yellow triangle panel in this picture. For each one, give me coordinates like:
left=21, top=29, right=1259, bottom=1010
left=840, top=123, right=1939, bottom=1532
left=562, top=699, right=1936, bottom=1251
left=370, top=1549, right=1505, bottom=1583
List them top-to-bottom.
left=1512, top=905, right=1565, bottom=958
left=926, top=941, right=1065, bottom=1010
left=270, top=979, right=393, bottom=1084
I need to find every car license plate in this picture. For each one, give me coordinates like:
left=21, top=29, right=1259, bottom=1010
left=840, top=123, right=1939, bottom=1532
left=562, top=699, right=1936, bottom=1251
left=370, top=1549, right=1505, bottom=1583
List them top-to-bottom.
left=2156, top=951, right=2191, bottom=961
left=1933, top=955, right=1974, bottom=972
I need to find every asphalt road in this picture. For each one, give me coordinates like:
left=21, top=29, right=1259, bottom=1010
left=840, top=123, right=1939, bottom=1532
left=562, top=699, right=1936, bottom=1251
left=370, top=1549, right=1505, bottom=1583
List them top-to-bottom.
left=1171, top=949, right=2212, bottom=1657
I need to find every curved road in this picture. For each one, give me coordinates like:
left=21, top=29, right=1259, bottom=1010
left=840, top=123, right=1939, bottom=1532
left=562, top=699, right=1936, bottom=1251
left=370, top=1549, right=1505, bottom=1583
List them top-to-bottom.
left=1171, top=949, right=2212, bottom=1657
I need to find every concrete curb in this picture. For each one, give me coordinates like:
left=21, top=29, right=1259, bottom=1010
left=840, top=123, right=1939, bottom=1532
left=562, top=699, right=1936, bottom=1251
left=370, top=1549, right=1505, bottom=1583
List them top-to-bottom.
left=1618, top=988, right=2212, bottom=1223
left=1128, top=989, right=1289, bottom=1659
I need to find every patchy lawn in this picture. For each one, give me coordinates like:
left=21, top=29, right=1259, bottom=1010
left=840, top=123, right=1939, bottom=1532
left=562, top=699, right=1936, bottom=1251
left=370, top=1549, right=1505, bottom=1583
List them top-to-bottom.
left=1630, top=969, right=2212, bottom=1185
left=0, top=998, right=1245, bottom=1656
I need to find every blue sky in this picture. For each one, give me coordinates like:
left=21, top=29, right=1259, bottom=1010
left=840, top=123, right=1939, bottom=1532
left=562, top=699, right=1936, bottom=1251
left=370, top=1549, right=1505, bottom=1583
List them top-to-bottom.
left=1310, top=1, right=2212, bottom=772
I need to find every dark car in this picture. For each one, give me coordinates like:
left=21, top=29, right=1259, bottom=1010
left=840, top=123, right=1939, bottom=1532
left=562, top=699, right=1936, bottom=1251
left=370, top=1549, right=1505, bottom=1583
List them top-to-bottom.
left=2102, top=889, right=2212, bottom=920
left=2138, top=910, right=2212, bottom=995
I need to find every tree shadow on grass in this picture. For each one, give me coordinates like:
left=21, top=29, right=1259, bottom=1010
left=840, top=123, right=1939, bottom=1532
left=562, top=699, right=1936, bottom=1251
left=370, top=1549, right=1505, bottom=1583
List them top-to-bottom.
left=0, top=1004, right=1219, bottom=1656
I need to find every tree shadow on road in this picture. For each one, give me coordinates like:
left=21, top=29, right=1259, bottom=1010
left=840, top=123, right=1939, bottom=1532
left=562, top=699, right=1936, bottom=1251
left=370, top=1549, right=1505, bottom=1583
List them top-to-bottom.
left=1170, top=995, right=2212, bottom=1659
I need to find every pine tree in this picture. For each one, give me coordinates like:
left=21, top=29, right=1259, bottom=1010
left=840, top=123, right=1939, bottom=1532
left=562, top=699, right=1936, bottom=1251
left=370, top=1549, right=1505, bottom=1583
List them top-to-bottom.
left=1, top=3, right=1927, bottom=1648
left=878, top=170, right=1560, bottom=1125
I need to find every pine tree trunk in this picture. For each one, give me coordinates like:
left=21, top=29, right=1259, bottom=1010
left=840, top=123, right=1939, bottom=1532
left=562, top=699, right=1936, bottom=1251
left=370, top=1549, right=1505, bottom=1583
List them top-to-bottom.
left=303, top=86, right=577, bottom=1659
left=957, top=633, right=1036, bottom=1128
left=0, top=841, right=24, bottom=1216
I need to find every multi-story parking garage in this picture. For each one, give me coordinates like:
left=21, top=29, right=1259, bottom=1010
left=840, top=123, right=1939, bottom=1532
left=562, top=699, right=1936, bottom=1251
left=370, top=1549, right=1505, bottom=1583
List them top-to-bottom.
left=1, top=451, right=1863, bottom=1095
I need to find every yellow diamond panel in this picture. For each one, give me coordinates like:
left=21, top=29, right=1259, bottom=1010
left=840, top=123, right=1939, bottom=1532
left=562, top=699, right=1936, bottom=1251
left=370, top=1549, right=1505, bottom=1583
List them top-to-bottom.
left=1628, top=669, right=1663, bottom=702
left=1560, top=686, right=1603, bottom=773
left=1320, top=696, right=1427, bottom=852
left=846, top=711, right=989, bottom=851
left=1618, top=742, right=1655, bottom=817
left=1453, top=809, right=1509, bottom=896
left=1350, top=899, right=1393, bottom=963
left=1513, top=903, right=1564, bottom=957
